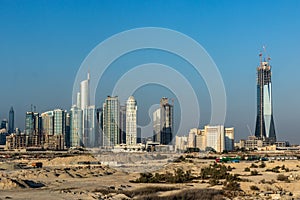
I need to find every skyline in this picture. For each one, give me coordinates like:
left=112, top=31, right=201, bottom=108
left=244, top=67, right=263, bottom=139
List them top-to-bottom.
left=1, top=1, right=300, bottom=143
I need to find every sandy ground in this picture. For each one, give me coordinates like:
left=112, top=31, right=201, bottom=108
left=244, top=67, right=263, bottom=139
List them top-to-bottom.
left=1, top=153, right=300, bottom=199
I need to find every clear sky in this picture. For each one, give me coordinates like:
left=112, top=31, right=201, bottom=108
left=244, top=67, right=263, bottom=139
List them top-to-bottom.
left=0, top=0, right=300, bottom=143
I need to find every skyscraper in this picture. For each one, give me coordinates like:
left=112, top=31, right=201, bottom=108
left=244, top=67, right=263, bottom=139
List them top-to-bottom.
left=255, top=52, right=276, bottom=143
left=74, top=72, right=96, bottom=148
left=80, top=72, right=90, bottom=110
left=103, top=96, right=120, bottom=147
left=126, top=96, right=137, bottom=146
left=153, top=97, right=174, bottom=145
left=70, top=105, right=83, bottom=147
left=85, top=105, right=96, bottom=147
left=120, top=105, right=126, bottom=144
left=8, top=107, right=14, bottom=133
left=96, top=107, right=103, bottom=146
left=53, top=109, right=66, bottom=136
left=41, top=111, right=54, bottom=136
left=25, top=112, right=35, bottom=136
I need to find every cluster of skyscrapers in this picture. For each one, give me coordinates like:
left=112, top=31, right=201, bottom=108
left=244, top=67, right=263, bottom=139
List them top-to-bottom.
left=1, top=50, right=280, bottom=151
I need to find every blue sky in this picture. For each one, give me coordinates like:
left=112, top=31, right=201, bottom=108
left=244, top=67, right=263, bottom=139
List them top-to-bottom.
left=0, top=0, right=300, bottom=143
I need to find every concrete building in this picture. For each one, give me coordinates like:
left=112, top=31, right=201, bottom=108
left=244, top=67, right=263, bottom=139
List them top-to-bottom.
left=126, top=96, right=137, bottom=146
left=153, top=97, right=174, bottom=145
left=41, top=110, right=65, bottom=150
left=26, top=112, right=42, bottom=147
left=205, top=125, right=225, bottom=153
left=187, top=126, right=234, bottom=153
left=188, top=128, right=197, bottom=148
left=195, top=129, right=206, bottom=151
left=5, top=133, right=28, bottom=150
left=175, top=135, right=187, bottom=152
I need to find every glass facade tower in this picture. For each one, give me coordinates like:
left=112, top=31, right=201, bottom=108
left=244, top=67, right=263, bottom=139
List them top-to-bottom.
left=255, top=53, right=276, bottom=143
left=103, top=96, right=120, bottom=147
left=8, top=107, right=14, bottom=133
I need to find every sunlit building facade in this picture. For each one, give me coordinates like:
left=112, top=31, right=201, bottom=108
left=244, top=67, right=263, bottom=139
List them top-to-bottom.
left=255, top=53, right=276, bottom=143
left=126, top=96, right=137, bottom=146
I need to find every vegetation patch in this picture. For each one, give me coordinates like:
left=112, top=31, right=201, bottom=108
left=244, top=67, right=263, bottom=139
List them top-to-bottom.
left=131, top=168, right=194, bottom=183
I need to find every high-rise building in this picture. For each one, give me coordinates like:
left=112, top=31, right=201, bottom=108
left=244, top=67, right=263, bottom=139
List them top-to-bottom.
left=255, top=52, right=276, bottom=143
left=74, top=72, right=96, bottom=148
left=80, top=72, right=90, bottom=110
left=103, top=96, right=120, bottom=147
left=126, top=96, right=137, bottom=146
left=153, top=97, right=174, bottom=145
left=70, top=105, right=83, bottom=147
left=84, top=105, right=96, bottom=147
left=120, top=105, right=126, bottom=144
left=8, top=107, right=14, bottom=133
left=96, top=107, right=103, bottom=147
left=53, top=109, right=66, bottom=136
left=42, top=110, right=65, bottom=150
left=24, top=111, right=42, bottom=146
left=41, top=111, right=54, bottom=136
left=25, top=112, right=35, bottom=136
left=65, top=113, right=70, bottom=148
left=1, top=119, right=8, bottom=130
left=188, top=128, right=197, bottom=148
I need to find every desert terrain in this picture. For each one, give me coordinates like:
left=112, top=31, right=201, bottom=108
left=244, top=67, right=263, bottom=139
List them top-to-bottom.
left=0, top=152, right=300, bottom=200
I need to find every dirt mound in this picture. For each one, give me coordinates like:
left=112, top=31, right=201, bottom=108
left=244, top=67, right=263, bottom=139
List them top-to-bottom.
left=44, top=155, right=98, bottom=166
left=0, top=178, right=45, bottom=190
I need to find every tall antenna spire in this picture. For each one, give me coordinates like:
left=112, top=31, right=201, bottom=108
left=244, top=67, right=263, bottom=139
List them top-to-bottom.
left=87, top=69, right=90, bottom=81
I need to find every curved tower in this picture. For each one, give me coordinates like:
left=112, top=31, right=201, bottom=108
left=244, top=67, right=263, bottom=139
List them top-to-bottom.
left=255, top=51, right=276, bottom=143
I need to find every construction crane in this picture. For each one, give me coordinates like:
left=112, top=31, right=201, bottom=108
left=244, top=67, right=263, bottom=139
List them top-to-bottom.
left=247, top=124, right=253, bottom=136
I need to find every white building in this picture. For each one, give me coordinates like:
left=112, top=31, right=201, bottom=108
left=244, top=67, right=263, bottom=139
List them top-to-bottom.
left=74, top=72, right=96, bottom=148
left=80, top=72, right=90, bottom=110
left=126, top=96, right=137, bottom=146
left=205, top=125, right=225, bottom=153
left=188, top=128, right=197, bottom=148
left=175, top=135, right=187, bottom=152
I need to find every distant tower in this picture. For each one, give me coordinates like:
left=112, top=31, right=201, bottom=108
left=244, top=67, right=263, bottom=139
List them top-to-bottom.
left=255, top=49, right=276, bottom=143
left=77, top=72, right=96, bottom=148
left=80, top=72, right=90, bottom=110
left=102, top=96, right=120, bottom=147
left=126, top=96, right=137, bottom=146
left=153, top=97, right=174, bottom=145
left=70, top=105, right=83, bottom=147
left=120, top=105, right=126, bottom=144
left=8, top=107, right=14, bottom=133
left=53, top=109, right=66, bottom=136
left=25, top=112, right=35, bottom=136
